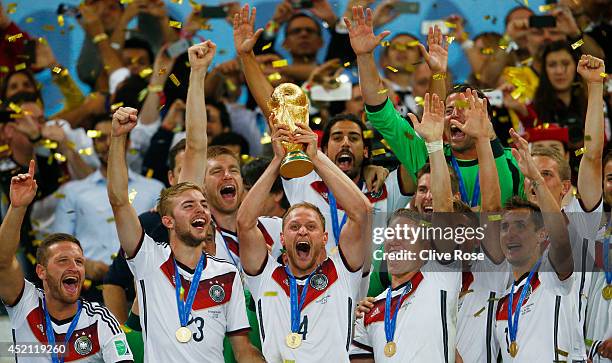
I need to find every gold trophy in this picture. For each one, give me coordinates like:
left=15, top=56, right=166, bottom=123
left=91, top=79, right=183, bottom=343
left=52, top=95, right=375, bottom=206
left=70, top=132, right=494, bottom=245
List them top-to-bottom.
left=269, top=83, right=314, bottom=178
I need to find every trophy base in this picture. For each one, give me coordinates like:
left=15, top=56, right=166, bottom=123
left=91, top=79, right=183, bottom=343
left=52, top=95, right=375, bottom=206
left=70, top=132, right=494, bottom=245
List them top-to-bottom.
left=280, top=151, right=314, bottom=179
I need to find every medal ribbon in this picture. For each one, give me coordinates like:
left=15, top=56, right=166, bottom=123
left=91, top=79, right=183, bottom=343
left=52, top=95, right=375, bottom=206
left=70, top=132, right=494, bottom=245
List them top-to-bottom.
left=450, top=156, right=480, bottom=207
left=328, top=189, right=348, bottom=246
left=604, top=222, right=611, bottom=286
left=174, top=253, right=206, bottom=327
left=508, top=258, right=541, bottom=345
left=285, top=266, right=318, bottom=333
left=384, top=282, right=411, bottom=344
left=42, top=297, right=82, bottom=363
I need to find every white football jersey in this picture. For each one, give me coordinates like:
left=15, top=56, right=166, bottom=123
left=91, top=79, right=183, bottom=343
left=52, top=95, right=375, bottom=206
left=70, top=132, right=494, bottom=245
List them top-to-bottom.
left=282, top=169, right=412, bottom=252
left=214, top=216, right=283, bottom=272
left=126, top=232, right=250, bottom=363
left=244, top=249, right=362, bottom=362
left=494, top=251, right=585, bottom=362
left=457, top=256, right=511, bottom=363
left=350, top=261, right=460, bottom=362
left=5, top=280, right=132, bottom=362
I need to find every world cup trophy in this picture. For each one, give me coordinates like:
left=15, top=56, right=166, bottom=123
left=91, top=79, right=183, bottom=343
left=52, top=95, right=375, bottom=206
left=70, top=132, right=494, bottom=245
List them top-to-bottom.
left=269, top=83, right=314, bottom=178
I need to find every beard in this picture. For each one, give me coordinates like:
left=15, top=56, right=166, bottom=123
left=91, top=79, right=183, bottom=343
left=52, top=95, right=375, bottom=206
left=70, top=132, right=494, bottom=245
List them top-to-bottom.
left=176, top=226, right=206, bottom=247
left=46, top=274, right=79, bottom=305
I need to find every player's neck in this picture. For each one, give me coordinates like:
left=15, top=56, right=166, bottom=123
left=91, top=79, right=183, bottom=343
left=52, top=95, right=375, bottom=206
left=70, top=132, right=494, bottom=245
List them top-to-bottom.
left=451, top=147, right=478, bottom=160
left=211, top=208, right=237, bottom=233
left=171, top=240, right=204, bottom=270
left=511, top=254, right=540, bottom=281
left=287, top=261, right=318, bottom=279
left=391, top=271, right=418, bottom=289
left=44, top=293, right=79, bottom=321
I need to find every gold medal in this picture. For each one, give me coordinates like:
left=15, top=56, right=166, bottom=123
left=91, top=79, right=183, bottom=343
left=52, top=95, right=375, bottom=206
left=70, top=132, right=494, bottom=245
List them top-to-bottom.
left=603, top=285, right=612, bottom=300
left=175, top=327, right=192, bottom=343
left=286, top=333, right=302, bottom=349
left=384, top=341, right=397, bottom=357
left=509, top=341, right=518, bottom=357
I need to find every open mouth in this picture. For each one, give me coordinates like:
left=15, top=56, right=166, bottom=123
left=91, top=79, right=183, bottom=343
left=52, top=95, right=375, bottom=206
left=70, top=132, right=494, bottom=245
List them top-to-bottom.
left=450, top=124, right=465, bottom=142
left=336, top=151, right=354, bottom=171
left=220, top=185, right=237, bottom=201
left=423, top=205, right=433, bottom=213
left=191, top=217, right=207, bottom=230
left=295, top=241, right=311, bottom=259
left=506, top=243, right=521, bottom=252
left=62, top=276, right=80, bottom=294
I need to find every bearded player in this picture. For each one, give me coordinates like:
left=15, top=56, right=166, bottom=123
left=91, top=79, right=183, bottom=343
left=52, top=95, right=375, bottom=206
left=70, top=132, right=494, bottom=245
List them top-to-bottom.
left=107, top=41, right=264, bottom=363
left=236, top=117, right=372, bottom=362
left=0, top=160, right=133, bottom=362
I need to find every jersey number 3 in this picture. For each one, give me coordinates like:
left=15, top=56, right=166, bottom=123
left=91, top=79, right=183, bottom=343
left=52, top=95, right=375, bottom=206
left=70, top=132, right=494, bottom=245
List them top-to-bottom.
left=189, top=316, right=205, bottom=342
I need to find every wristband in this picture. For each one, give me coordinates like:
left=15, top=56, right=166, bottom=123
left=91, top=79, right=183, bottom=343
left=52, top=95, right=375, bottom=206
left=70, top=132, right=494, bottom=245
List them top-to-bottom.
left=93, top=33, right=109, bottom=44
left=432, top=72, right=446, bottom=80
left=148, top=84, right=164, bottom=93
left=425, top=140, right=443, bottom=154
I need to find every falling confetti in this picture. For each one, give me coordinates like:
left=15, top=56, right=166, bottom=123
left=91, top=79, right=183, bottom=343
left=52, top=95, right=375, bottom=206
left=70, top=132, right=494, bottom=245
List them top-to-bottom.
left=538, top=4, right=556, bottom=12
left=57, top=14, right=64, bottom=27
left=169, top=20, right=182, bottom=29
left=7, top=33, right=23, bottom=42
left=571, top=39, right=584, bottom=50
left=262, top=43, right=272, bottom=51
left=272, top=59, right=288, bottom=68
left=343, top=62, right=350, bottom=67
left=15, top=63, right=26, bottom=71
left=386, top=66, right=398, bottom=73
left=139, top=67, right=153, bottom=78
left=267, top=72, right=282, bottom=81
left=169, top=74, right=181, bottom=86
left=377, top=88, right=388, bottom=94
left=111, top=102, right=124, bottom=111
left=312, top=117, right=322, bottom=125
left=87, top=130, right=102, bottom=138
left=363, top=130, right=374, bottom=139
left=0, top=145, right=10, bottom=153
left=78, top=147, right=93, bottom=156
left=574, top=147, right=585, bottom=156
left=371, top=148, right=386, bottom=156
left=53, top=153, right=66, bottom=162
left=146, top=169, right=154, bottom=178
left=128, top=189, right=138, bottom=204
left=488, top=214, right=502, bottom=221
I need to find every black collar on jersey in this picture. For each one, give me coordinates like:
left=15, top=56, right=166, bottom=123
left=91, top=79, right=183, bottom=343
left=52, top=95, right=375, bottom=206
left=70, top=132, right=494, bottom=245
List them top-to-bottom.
left=175, top=254, right=207, bottom=274
left=42, top=298, right=82, bottom=325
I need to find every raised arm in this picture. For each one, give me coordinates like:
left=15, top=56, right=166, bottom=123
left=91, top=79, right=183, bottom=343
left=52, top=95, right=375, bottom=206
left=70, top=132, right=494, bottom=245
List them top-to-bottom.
left=233, top=5, right=274, bottom=118
left=346, top=6, right=390, bottom=107
left=419, top=25, right=448, bottom=100
left=178, top=41, right=216, bottom=187
left=575, top=55, right=605, bottom=210
left=452, top=90, right=505, bottom=263
left=107, top=107, right=143, bottom=258
left=236, top=119, right=292, bottom=275
left=294, top=123, right=373, bottom=271
left=510, top=129, right=572, bottom=279
left=0, top=160, right=36, bottom=306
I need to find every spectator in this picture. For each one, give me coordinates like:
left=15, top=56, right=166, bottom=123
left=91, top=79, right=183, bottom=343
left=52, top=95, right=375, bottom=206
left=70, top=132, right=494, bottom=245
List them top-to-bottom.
left=0, top=1, right=32, bottom=73
left=210, top=131, right=250, bottom=157
left=242, top=157, right=289, bottom=218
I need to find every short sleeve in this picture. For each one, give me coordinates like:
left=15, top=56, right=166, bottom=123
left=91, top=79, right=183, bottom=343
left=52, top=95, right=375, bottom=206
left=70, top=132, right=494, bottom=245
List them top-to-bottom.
left=384, top=169, right=412, bottom=214
left=281, top=171, right=319, bottom=205
left=563, top=196, right=604, bottom=241
left=125, top=232, right=166, bottom=279
left=539, top=249, right=573, bottom=296
left=331, top=251, right=363, bottom=295
left=243, top=255, right=279, bottom=301
left=471, top=255, right=511, bottom=293
left=421, top=260, right=461, bottom=293
left=226, top=271, right=250, bottom=334
left=5, top=280, right=38, bottom=330
left=350, top=317, right=373, bottom=358
left=100, top=328, right=134, bottom=362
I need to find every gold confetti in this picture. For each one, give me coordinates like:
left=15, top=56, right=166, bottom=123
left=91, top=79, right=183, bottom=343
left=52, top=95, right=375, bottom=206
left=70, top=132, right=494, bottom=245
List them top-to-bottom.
left=120, top=0, right=133, bottom=3
left=171, top=0, right=183, bottom=3
left=523, top=0, right=528, bottom=5
left=7, top=3, right=16, bottom=14
left=538, top=4, right=556, bottom=12
left=57, top=14, right=64, bottom=27
left=25, top=17, right=34, bottom=23
left=168, top=20, right=182, bottom=29
left=444, top=21, right=457, bottom=28
left=7, top=33, right=23, bottom=42
left=446, top=36, right=455, bottom=45
left=571, top=39, right=584, bottom=50
left=407, top=40, right=420, bottom=47
left=380, top=41, right=390, bottom=47
left=262, top=43, right=272, bottom=51
left=481, top=48, right=494, bottom=55
left=520, top=57, right=533, bottom=65
left=272, top=59, right=288, bottom=68
left=343, top=62, right=350, bottom=67
left=15, top=63, right=26, bottom=71
left=404, top=64, right=415, bottom=73
left=0, top=66, right=9, bottom=73
left=52, top=66, right=63, bottom=74
left=386, top=66, right=398, bottom=73
left=139, top=67, right=153, bottom=78
left=158, top=67, right=167, bottom=75
left=267, top=72, right=282, bottom=81
left=600, top=72, right=607, bottom=78
left=432, top=73, right=446, bottom=80
left=169, top=74, right=180, bottom=86
left=148, top=84, right=163, bottom=93
left=510, top=87, right=523, bottom=100
left=137, top=88, right=149, bottom=102
left=377, top=88, right=388, bottom=94
left=415, top=96, right=424, bottom=106
left=454, top=99, right=469, bottom=109
left=8, top=102, right=21, bottom=113
left=111, top=102, right=124, bottom=112
left=313, top=117, right=322, bottom=125
left=543, top=123, right=549, bottom=129
left=87, top=130, right=102, bottom=138
left=363, top=130, right=374, bottom=139
left=260, top=132, right=272, bottom=144
left=584, top=135, right=592, bottom=141
left=380, top=139, right=391, bottom=149
left=41, top=140, right=58, bottom=149
left=0, top=144, right=10, bottom=153
left=78, top=147, right=93, bottom=156
left=574, top=147, right=585, bottom=156
left=128, top=148, right=139, bottom=155
left=372, top=148, right=386, bottom=156
left=53, top=153, right=66, bottom=162
left=241, top=154, right=254, bottom=163
left=146, top=169, right=154, bottom=178
left=128, top=189, right=138, bottom=204
left=53, top=192, right=66, bottom=199
left=488, top=214, right=502, bottom=221
left=106, top=217, right=115, bottom=223
left=32, top=239, right=42, bottom=247
left=26, top=253, right=36, bottom=265
left=263, top=291, right=278, bottom=296
left=473, top=307, right=486, bottom=317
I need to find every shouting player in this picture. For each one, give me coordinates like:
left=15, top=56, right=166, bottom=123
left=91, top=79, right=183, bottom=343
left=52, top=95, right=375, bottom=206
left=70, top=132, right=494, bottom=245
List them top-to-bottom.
left=237, top=117, right=372, bottom=362
left=0, top=160, right=133, bottom=362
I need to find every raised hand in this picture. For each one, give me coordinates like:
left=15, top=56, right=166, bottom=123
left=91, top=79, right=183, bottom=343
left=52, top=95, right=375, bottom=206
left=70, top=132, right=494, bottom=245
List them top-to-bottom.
left=311, top=0, right=338, bottom=26
left=372, top=0, right=400, bottom=29
left=271, top=1, right=294, bottom=25
left=233, top=4, right=264, bottom=56
left=344, top=6, right=391, bottom=56
left=551, top=6, right=581, bottom=38
left=418, top=25, right=448, bottom=74
left=33, top=39, right=57, bottom=70
left=188, top=40, right=217, bottom=72
left=577, top=54, right=605, bottom=84
left=307, top=58, right=344, bottom=88
left=451, top=89, right=490, bottom=140
left=408, top=93, right=445, bottom=143
left=112, top=107, right=138, bottom=137
left=270, top=114, right=291, bottom=160
left=41, top=122, right=67, bottom=145
left=292, top=123, right=319, bottom=160
left=509, top=128, right=541, bottom=181
left=10, top=159, right=38, bottom=208
left=363, top=164, right=389, bottom=193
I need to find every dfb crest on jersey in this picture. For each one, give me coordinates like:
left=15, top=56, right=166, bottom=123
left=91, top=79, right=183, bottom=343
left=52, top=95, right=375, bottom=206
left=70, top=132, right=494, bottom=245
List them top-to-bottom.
left=369, top=188, right=383, bottom=199
left=310, top=273, right=328, bottom=291
left=209, top=284, right=225, bottom=303
left=74, top=335, right=93, bottom=355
